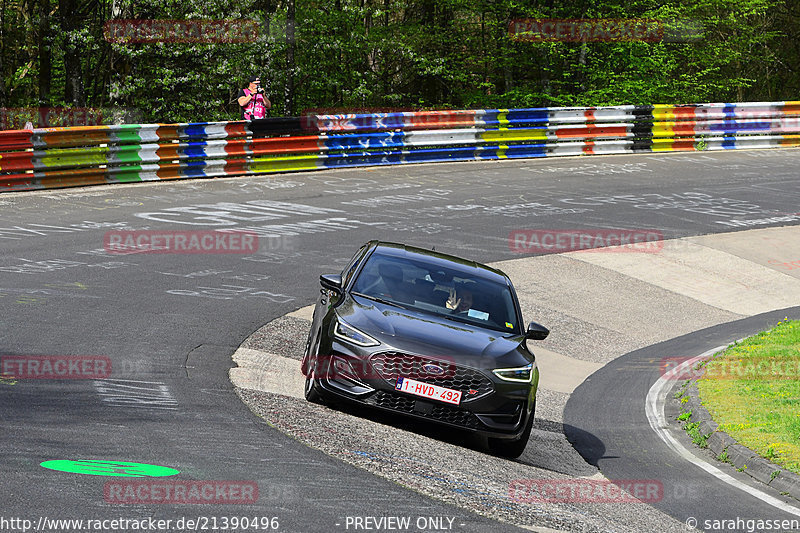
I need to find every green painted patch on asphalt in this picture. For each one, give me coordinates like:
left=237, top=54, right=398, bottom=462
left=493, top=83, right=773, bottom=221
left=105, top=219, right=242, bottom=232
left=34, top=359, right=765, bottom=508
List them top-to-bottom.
left=698, top=318, right=800, bottom=474
left=40, top=460, right=180, bottom=477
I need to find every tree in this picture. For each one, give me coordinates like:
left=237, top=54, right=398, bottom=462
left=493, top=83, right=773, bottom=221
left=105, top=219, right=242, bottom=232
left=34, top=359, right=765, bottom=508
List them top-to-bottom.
left=0, top=0, right=797, bottom=124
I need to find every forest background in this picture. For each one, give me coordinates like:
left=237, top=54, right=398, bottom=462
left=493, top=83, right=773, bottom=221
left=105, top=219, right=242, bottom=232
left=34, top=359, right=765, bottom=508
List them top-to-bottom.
left=1, top=0, right=797, bottom=124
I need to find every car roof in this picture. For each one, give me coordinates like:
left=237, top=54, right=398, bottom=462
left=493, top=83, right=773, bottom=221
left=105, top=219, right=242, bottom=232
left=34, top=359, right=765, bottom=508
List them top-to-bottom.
left=367, top=241, right=511, bottom=285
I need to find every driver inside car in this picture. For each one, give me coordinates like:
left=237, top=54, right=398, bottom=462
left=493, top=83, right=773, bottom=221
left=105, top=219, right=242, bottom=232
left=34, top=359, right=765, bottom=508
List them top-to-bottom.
left=446, top=285, right=473, bottom=314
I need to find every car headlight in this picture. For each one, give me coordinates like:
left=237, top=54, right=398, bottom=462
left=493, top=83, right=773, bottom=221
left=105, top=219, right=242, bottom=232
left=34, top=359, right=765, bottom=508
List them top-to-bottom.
left=334, top=319, right=380, bottom=347
left=493, top=362, right=535, bottom=383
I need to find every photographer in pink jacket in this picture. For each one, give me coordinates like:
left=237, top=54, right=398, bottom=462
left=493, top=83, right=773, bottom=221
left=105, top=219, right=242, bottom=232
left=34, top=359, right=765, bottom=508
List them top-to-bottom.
left=237, top=75, right=271, bottom=120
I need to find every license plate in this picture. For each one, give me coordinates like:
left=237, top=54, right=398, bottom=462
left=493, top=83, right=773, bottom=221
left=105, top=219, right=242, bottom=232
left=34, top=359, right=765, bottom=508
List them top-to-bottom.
left=395, top=377, right=462, bottom=405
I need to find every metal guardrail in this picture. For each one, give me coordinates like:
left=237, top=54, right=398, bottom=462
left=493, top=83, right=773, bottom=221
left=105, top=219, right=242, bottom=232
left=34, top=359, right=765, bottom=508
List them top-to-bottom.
left=1, top=101, right=799, bottom=192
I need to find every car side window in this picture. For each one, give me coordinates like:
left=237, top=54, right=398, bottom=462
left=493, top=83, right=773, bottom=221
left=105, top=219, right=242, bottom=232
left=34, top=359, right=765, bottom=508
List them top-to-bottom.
left=341, top=245, right=369, bottom=287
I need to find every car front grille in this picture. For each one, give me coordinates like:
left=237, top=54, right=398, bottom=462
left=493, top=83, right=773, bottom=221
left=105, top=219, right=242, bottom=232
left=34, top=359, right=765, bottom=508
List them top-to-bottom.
left=369, top=351, right=494, bottom=400
left=366, top=390, right=481, bottom=429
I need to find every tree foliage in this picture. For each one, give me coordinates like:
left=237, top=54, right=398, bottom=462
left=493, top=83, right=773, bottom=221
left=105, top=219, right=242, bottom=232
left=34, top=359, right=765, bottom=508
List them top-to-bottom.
left=0, top=0, right=797, bottom=124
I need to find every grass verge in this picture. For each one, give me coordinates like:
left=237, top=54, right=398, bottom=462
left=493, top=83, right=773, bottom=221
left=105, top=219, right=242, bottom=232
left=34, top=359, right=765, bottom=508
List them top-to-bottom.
left=697, top=318, right=800, bottom=474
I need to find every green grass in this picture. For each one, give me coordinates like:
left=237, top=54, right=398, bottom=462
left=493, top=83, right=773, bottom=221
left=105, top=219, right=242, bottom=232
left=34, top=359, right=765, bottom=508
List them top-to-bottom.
left=697, top=318, right=800, bottom=474
left=685, top=421, right=711, bottom=448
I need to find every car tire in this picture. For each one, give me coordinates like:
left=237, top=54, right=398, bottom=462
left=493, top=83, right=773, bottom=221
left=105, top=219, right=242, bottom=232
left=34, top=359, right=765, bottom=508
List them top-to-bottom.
left=301, top=327, right=315, bottom=376
left=304, top=376, right=323, bottom=404
left=488, top=409, right=534, bottom=459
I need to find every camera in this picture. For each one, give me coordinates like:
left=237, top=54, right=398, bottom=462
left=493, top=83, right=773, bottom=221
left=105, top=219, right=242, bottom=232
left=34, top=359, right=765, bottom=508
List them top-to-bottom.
left=257, top=86, right=265, bottom=94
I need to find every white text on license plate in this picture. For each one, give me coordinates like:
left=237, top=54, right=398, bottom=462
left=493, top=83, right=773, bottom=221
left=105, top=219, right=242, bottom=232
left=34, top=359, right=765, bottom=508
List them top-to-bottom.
left=395, top=377, right=462, bottom=405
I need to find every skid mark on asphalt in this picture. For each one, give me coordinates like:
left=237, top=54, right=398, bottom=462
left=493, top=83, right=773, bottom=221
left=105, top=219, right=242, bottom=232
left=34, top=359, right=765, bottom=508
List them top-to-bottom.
left=93, top=379, right=178, bottom=410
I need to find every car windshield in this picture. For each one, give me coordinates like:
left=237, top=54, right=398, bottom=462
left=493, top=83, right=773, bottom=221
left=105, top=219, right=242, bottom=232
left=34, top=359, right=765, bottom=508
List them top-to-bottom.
left=351, top=251, right=519, bottom=333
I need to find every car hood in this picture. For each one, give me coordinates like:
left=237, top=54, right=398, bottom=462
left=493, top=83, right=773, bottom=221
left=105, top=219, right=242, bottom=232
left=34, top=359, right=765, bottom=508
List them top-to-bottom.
left=337, top=295, right=531, bottom=365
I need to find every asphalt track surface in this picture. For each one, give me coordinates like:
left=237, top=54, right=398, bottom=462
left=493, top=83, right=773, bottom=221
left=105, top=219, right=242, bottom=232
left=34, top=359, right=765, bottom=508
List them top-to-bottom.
left=1, top=149, right=800, bottom=532
left=565, top=308, right=800, bottom=528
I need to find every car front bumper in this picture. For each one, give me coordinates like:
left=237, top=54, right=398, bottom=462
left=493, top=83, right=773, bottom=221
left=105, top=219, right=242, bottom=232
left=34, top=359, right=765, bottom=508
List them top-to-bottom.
left=310, top=343, right=538, bottom=440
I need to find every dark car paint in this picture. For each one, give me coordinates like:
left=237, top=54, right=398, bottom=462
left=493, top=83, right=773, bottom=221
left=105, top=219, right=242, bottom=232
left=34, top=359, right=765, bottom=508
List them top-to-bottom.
left=302, top=241, right=545, bottom=441
left=341, top=295, right=534, bottom=368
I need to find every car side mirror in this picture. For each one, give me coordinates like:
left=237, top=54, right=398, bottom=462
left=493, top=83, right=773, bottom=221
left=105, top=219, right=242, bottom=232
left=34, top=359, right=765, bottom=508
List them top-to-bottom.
left=320, top=274, right=343, bottom=294
left=525, top=321, right=549, bottom=340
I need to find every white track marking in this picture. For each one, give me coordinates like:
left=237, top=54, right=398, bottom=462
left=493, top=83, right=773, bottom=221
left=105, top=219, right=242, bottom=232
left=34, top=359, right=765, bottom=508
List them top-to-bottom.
left=645, top=345, right=800, bottom=516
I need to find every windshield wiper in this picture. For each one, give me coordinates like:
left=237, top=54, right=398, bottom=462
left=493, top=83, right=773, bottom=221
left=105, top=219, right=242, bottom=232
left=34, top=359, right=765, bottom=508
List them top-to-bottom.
left=351, top=291, right=410, bottom=309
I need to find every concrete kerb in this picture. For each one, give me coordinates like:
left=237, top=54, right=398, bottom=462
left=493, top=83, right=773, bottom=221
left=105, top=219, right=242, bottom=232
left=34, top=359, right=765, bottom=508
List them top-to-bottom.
left=677, top=381, right=800, bottom=501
